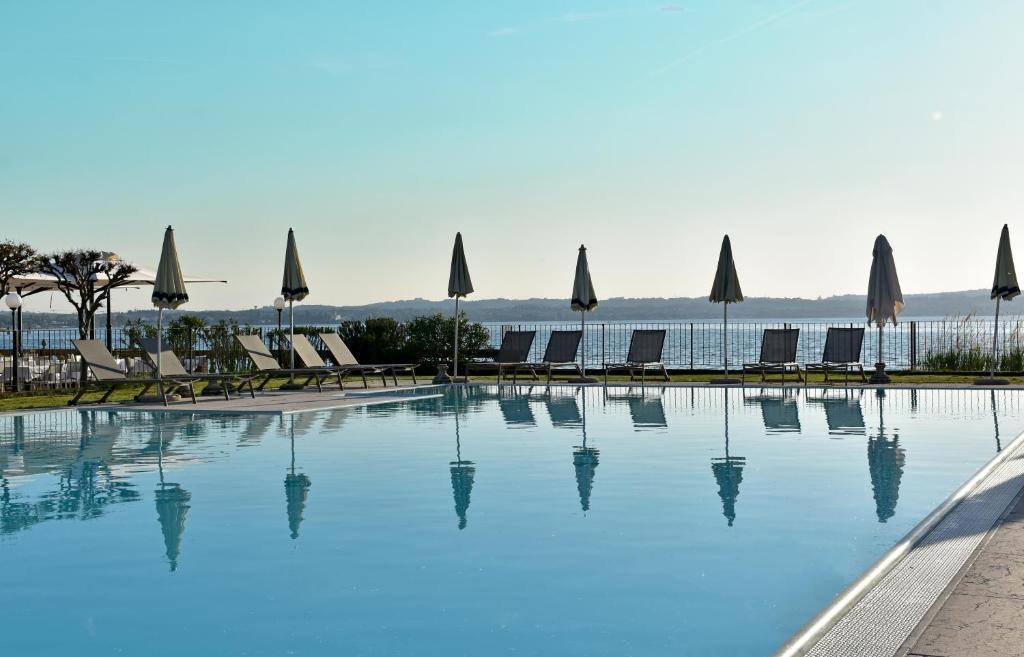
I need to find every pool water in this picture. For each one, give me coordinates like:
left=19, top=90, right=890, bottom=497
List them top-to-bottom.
left=1, top=387, right=1021, bottom=657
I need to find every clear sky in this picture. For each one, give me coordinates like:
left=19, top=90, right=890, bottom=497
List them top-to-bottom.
left=2, top=1, right=1022, bottom=312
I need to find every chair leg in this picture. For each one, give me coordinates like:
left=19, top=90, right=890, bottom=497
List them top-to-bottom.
left=410, top=368, right=417, bottom=385
left=391, top=369, right=399, bottom=386
left=99, top=384, right=117, bottom=404
left=69, top=385, right=88, bottom=406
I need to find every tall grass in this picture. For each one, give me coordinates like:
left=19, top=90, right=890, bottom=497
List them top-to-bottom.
left=921, top=313, right=1024, bottom=372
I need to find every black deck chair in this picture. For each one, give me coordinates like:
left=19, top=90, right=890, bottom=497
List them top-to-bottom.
left=804, top=327, right=867, bottom=384
left=742, top=328, right=803, bottom=383
left=603, top=329, right=670, bottom=384
left=466, top=330, right=537, bottom=383
left=522, top=330, right=583, bottom=383
left=318, top=333, right=418, bottom=386
left=289, top=334, right=380, bottom=388
left=236, top=335, right=344, bottom=392
left=137, top=338, right=260, bottom=401
left=69, top=339, right=197, bottom=407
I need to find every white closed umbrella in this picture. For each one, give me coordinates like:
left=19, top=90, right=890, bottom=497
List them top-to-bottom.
left=977, top=224, right=1019, bottom=385
left=152, top=226, right=189, bottom=386
left=281, top=228, right=309, bottom=387
left=447, top=232, right=473, bottom=380
left=709, top=235, right=743, bottom=384
left=866, top=235, right=904, bottom=383
left=570, top=245, right=598, bottom=381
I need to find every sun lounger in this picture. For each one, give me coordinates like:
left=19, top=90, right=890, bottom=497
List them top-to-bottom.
left=804, top=327, right=867, bottom=383
left=742, top=328, right=803, bottom=383
left=465, top=330, right=536, bottom=383
left=522, top=330, right=584, bottom=383
left=602, top=330, right=670, bottom=384
left=317, top=332, right=418, bottom=386
left=235, top=334, right=344, bottom=392
left=287, top=334, right=381, bottom=388
left=136, top=338, right=259, bottom=400
left=69, top=339, right=198, bottom=406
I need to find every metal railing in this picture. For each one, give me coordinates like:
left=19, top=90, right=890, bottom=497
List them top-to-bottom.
left=2, top=319, right=1023, bottom=391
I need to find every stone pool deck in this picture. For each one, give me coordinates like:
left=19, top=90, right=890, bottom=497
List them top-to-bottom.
left=902, top=488, right=1024, bottom=657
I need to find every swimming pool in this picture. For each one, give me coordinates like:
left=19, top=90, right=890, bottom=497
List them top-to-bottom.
left=1, top=386, right=1021, bottom=656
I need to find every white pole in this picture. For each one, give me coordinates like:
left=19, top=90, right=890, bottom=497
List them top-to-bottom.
left=453, top=296, right=460, bottom=380
left=992, top=297, right=1001, bottom=380
left=289, top=299, right=295, bottom=383
left=723, top=302, right=728, bottom=376
left=156, top=307, right=162, bottom=378
left=580, top=311, right=586, bottom=378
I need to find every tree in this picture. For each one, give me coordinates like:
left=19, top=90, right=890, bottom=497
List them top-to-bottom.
left=0, top=240, right=40, bottom=297
left=39, top=250, right=138, bottom=340
left=405, top=312, right=490, bottom=367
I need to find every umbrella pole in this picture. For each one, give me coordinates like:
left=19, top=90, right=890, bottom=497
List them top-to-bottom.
left=454, top=296, right=460, bottom=380
left=992, top=297, right=1001, bottom=380
left=278, top=300, right=304, bottom=390
left=723, top=302, right=728, bottom=377
left=157, top=307, right=163, bottom=381
left=581, top=311, right=586, bottom=378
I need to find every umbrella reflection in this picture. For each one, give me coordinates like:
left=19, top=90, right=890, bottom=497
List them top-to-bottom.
left=572, top=388, right=599, bottom=513
left=712, top=389, right=746, bottom=527
left=868, top=390, right=905, bottom=523
left=450, top=393, right=475, bottom=530
left=284, top=416, right=312, bottom=540
left=156, top=430, right=191, bottom=572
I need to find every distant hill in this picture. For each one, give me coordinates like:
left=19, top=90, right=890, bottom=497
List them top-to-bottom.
left=9, top=289, right=1007, bottom=329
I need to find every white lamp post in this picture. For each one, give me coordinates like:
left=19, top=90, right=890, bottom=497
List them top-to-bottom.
left=5, top=292, right=23, bottom=392
left=273, top=296, right=286, bottom=363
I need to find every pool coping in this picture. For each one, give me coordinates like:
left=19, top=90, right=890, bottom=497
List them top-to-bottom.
left=771, top=424, right=1024, bottom=657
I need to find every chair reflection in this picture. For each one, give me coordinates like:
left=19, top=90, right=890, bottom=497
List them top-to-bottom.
left=497, top=386, right=537, bottom=428
left=602, top=387, right=668, bottom=431
left=743, top=389, right=801, bottom=434
left=806, top=390, right=866, bottom=436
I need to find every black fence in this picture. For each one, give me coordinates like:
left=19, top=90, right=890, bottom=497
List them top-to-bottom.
left=1, top=319, right=1022, bottom=391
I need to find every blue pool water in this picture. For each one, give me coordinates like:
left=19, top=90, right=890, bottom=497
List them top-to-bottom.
left=1, top=387, right=1021, bottom=656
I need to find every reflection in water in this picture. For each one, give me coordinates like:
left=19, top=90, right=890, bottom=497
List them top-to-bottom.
left=498, top=387, right=537, bottom=428
left=603, top=387, right=669, bottom=431
left=744, top=389, right=801, bottom=434
left=572, top=390, right=599, bottom=512
left=711, top=390, right=746, bottom=527
left=868, top=390, right=905, bottom=523
left=992, top=390, right=1002, bottom=453
left=809, top=391, right=866, bottom=436
left=450, top=396, right=475, bottom=530
left=1, top=412, right=139, bottom=536
left=285, top=417, right=312, bottom=540
left=156, top=431, right=190, bottom=572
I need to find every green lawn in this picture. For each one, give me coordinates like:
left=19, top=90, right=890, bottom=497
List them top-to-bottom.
left=3, top=372, right=1022, bottom=412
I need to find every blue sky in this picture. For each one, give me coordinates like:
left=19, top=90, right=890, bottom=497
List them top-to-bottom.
left=2, top=1, right=1023, bottom=311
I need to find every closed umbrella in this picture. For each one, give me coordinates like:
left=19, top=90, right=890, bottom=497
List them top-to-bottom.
left=976, top=225, right=1019, bottom=385
left=152, top=226, right=189, bottom=393
left=281, top=228, right=309, bottom=389
left=447, top=233, right=473, bottom=381
left=709, top=235, right=743, bottom=384
left=865, top=235, right=904, bottom=383
left=570, top=245, right=598, bottom=382
left=572, top=388, right=599, bottom=512
left=711, top=390, right=746, bottom=527
left=450, top=392, right=475, bottom=529
left=285, top=417, right=312, bottom=539
left=155, top=431, right=191, bottom=572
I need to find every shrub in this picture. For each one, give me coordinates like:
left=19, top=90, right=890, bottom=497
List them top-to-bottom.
left=405, top=312, right=490, bottom=367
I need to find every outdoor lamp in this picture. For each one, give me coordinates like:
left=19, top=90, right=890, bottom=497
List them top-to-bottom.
left=5, top=292, right=22, bottom=310
left=273, top=297, right=286, bottom=312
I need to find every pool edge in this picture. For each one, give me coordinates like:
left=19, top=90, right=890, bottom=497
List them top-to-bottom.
left=771, top=425, right=1024, bottom=657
